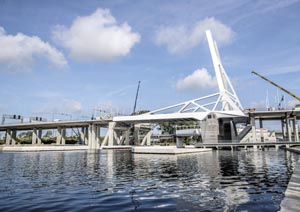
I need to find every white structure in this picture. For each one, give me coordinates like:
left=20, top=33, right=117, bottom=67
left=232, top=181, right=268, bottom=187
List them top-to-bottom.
left=102, top=30, right=246, bottom=148
left=114, top=30, right=244, bottom=124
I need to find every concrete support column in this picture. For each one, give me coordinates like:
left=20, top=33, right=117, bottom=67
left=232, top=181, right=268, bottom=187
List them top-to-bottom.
left=293, top=116, right=299, bottom=141
left=250, top=117, right=257, bottom=142
left=286, top=117, right=292, bottom=142
left=259, top=119, right=264, bottom=142
left=281, top=119, right=286, bottom=140
left=108, top=122, right=116, bottom=146
left=88, top=124, right=98, bottom=149
left=88, top=124, right=92, bottom=148
left=95, top=125, right=100, bottom=149
left=133, top=125, right=140, bottom=145
left=56, top=127, right=62, bottom=145
left=80, top=127, right=85, bottom=145
left=83, top=127, right=88, bottom=145
left=32, top=128, right=37, bottom=145
left=61, top=128, right=66, bottom=145
left=5, top=129, right=12, bottom=145
left=37, top=129, right=42, bottom=145
left=11, top=130, right=17, bottom=145
left=124, top=130, right=130, bottom=145
left=114, top=131, right=121, bottom=145
left=141, top=131, right=152, bottom=146
left=176, top=137, right=184, bottom=148
left=253, top=145, right=258, bottom=151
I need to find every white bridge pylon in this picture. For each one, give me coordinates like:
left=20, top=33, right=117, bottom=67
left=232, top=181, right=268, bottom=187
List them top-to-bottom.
left=114, top=30, right=245, bottom=123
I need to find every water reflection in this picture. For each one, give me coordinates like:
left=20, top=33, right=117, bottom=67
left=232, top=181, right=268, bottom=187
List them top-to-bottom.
left=0, top=149, right=298, bottom=212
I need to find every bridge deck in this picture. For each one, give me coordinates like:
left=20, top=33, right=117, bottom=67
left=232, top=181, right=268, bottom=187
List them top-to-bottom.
left=248, top=109, right=300, bottom=120
left=0, top=119, right=111, bottom=131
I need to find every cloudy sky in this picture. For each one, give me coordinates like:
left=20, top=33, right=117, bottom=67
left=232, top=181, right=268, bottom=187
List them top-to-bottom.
left=0, top=0, right=300, bottom=120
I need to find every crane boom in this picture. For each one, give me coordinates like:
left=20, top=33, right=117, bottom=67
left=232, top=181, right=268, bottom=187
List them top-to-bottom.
left=252, top=71, right=300, bottom=102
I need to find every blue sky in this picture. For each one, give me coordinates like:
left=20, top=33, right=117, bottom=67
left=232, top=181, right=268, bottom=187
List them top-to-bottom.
left=0, top=0, right=300, bottom=121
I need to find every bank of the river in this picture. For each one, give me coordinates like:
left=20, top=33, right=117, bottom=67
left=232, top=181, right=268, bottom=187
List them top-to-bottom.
left=280, top=146, right=300, bottom=212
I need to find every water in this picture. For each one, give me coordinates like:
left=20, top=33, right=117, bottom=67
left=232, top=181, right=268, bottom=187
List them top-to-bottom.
left=0, top=149, right=298, bottom=212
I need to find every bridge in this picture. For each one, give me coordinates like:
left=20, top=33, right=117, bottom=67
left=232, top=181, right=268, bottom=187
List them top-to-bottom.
left=1, top=30, right=300, bottom=150
left=0, top=119, right=111, bottom=149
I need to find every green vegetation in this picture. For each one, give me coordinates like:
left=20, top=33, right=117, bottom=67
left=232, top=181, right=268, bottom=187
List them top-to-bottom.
left=293, top=145, right=300, bottom=150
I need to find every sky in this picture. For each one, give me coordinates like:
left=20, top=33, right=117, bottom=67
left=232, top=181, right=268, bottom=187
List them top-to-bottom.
left=0, top=0, right=300, bottom=121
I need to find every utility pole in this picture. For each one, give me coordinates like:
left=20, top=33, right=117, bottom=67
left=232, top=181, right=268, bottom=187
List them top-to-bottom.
left=133, top=81, right=141, bottom=115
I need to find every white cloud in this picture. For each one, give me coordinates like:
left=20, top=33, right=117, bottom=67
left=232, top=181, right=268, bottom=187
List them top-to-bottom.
left=53, top=8, right=141, bottom=61
left=155, top=17, right=234, bottom=54
left=0, top=27, right=67, bottom=71
left=176, top=68, right=217, bottom=92
left=63, top=99, right=82, bottom=113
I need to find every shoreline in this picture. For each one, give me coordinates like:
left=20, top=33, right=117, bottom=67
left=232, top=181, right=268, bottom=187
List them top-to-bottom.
left=0, top=145, right=88, bottom=152
left=280, top=147, right=300, bottom=212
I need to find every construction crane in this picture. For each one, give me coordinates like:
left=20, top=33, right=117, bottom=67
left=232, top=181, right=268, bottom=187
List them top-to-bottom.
left=252, top=71, right=300, bottom=108
left=132, top=81, right=141, bottom=115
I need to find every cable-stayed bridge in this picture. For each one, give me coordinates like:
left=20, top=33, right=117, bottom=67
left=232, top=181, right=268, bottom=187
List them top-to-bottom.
left=1, top=30, right=300, bottom=150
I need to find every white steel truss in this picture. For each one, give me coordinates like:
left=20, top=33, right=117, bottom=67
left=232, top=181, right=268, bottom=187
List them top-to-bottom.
left=114, top=30, right=245, bottom=123
left=143, top=30, right=243, bottom=116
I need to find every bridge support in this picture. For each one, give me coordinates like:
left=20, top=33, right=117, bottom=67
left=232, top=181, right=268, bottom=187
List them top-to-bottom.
left=286, top=116, right=292, bottom=142
left=293, top=116, right=299, bottom=141
left=250, top=117, right=257, bottom=143
left=259, top=119, right=264, bottom=142
left=281, top=119, right=286, bottom=140
left=108, top=122, right=117, bottom=146
left=88, top=124, right=99, bottom=149
left=133, top=125, right=140, bottom=144
left=56, top=127, right=66, bottom=145
left=56, top=127, right=62, bottom=145
left=80, top=127, right=88, bottom=145
left=32, top=128, right=37, bottom=145
left=62, top=128, right=66, bottom=145
left=5, top=129, right=12, bottom=145
left=37, top=129, right=42, bottom=145
left=11, top=130, right=17, bottom=145
left=123, top=130, right=130, bottom=145
left=141, top=131, right=152, bottom=146
left=176, top=137, right=184, bottom=148
left=253, top=145, right=258, bottom=151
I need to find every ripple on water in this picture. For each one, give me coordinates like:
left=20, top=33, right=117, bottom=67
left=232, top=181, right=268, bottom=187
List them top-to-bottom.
left=0, top=149, right=298, bottom=211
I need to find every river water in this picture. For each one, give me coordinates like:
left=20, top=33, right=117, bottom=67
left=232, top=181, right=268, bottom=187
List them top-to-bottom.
left=0, top=149, right=298, bottom=212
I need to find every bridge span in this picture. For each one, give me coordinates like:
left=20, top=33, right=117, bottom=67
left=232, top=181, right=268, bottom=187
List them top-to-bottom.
left=1, top=30, right=300, bottom=151
left=0, top=119, right=111, bottom=149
